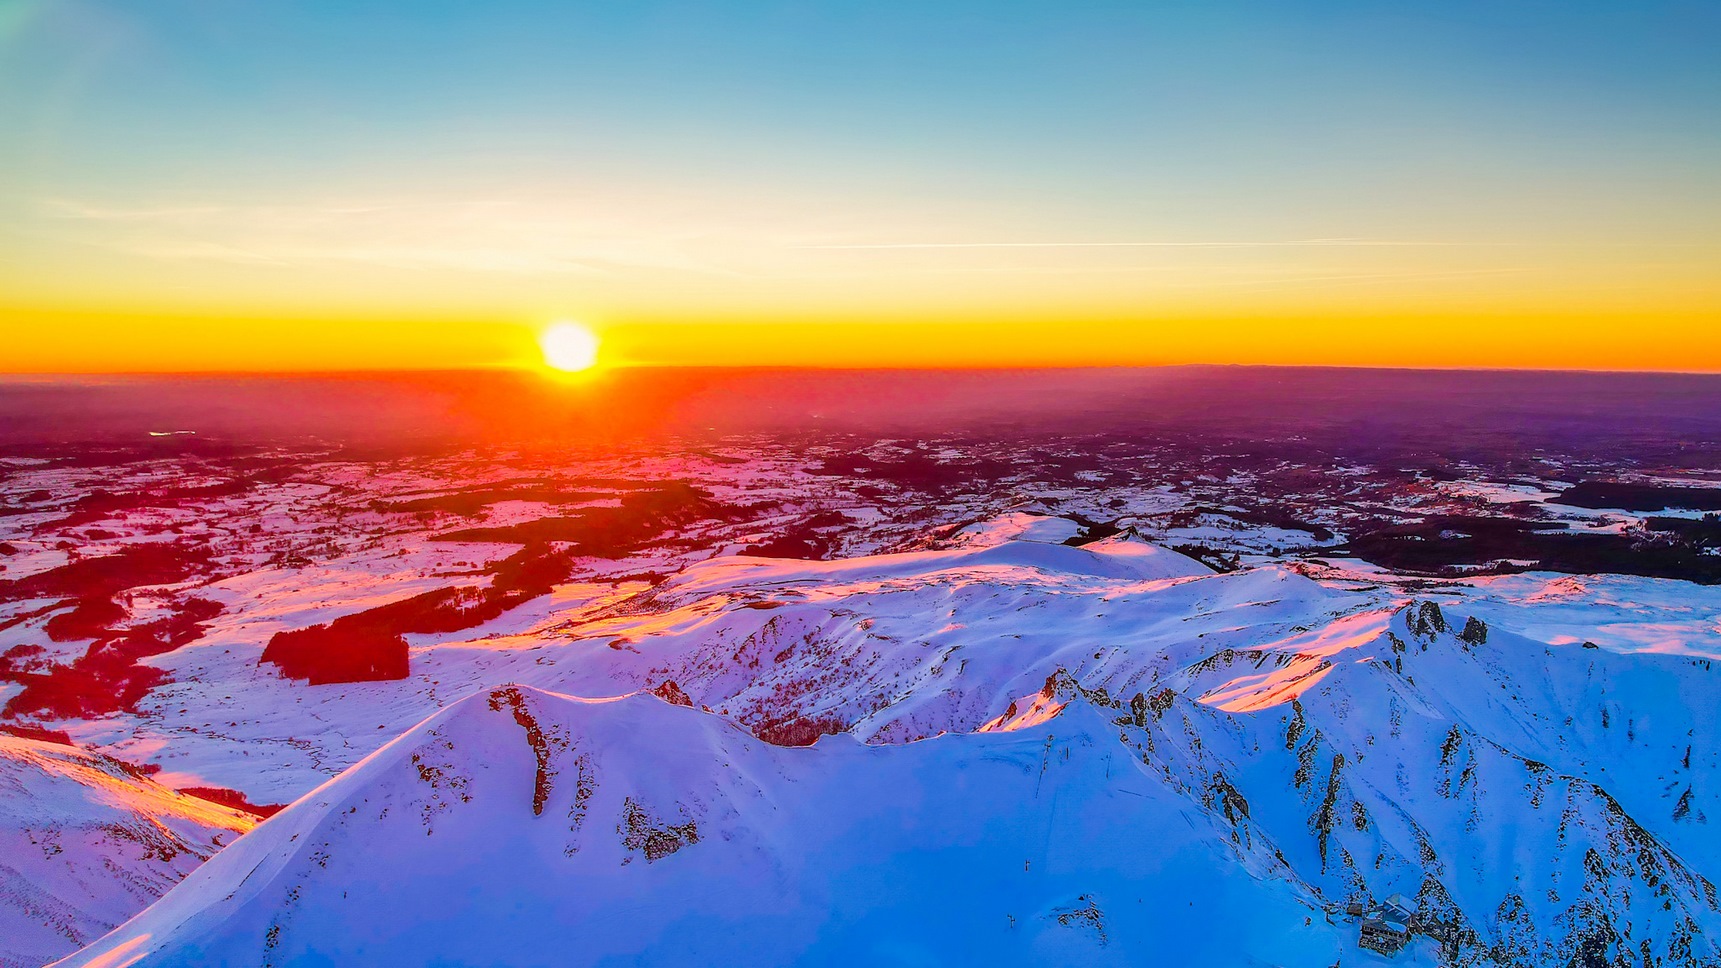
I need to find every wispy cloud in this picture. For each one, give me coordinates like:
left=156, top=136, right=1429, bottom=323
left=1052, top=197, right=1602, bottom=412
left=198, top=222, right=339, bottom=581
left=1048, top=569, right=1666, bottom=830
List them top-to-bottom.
left=31, top=195, right=1541, bottom=286
left=35, top=196, right=759, bottom=277
left=41, top=200, right=234, bottom=222
left=797, top=239, right=1518, bottom=250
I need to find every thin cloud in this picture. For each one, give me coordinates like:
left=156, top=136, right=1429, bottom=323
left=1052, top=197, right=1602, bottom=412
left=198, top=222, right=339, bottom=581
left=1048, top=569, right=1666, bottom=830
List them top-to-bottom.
left=34, top=196, right=751, bottom=276
left=40, top=198, right=232, bottom=222
left=797, top=239, right=1519, bottom=250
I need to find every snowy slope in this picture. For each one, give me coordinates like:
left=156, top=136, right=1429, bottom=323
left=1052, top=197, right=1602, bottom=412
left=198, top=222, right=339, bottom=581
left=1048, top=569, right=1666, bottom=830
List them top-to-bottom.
left=1125, top=608, right=1721, bottom=966
left=57, top=685, right=1364, bottom=968
left=0, top=737, right=255, bottom=968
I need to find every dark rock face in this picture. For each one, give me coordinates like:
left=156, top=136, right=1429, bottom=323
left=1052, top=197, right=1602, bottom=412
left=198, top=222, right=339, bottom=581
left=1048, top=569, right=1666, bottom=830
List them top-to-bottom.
left=651, top=680, right=695, bottom=707
left=488, top=686, right=556, bottom=816
left=753, top=714, right=846, bottom=747
left=618, top=796, right=699, bottom=863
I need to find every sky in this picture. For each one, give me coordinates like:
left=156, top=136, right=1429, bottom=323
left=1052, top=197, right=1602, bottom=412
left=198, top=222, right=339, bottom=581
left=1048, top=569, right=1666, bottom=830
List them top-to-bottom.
left=1, top=0, right=1718, bottom=372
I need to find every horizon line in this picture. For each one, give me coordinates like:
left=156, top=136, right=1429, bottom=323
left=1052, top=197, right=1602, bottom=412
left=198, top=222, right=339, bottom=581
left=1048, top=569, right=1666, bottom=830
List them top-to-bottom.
left=795, top=239, right=1525, bottom=250
left=7, top=361, right=1721, bottom=380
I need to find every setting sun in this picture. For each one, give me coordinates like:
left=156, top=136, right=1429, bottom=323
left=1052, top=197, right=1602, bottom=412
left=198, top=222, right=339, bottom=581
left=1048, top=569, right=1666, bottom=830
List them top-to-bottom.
left=539, top=322, right=601, bottom=372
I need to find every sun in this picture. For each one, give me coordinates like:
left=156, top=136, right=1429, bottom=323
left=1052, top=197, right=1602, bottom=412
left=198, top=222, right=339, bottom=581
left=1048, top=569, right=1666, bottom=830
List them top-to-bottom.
left=538, top=322, right=601, bottom=372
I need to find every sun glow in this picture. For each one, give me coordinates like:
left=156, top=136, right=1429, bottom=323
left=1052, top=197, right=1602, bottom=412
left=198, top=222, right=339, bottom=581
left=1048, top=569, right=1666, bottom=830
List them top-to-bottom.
left=539, top=322, right=601, bottom=372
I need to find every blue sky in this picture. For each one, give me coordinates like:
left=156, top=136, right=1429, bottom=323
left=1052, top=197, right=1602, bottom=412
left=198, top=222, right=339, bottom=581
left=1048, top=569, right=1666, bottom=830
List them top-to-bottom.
left=12, top=1, right=1716, bottom=226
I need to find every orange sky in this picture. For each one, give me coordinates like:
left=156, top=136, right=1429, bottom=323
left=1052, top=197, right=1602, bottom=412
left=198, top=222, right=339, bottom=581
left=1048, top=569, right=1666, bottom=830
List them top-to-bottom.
left=4, top=310, right=1717, bottom=374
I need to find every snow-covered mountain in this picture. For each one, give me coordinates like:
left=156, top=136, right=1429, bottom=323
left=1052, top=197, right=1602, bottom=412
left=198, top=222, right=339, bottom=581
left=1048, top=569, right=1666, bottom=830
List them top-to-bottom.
left=49, top=520, right=1721, bottom=966
left=54, top=684, right=1362, bottom=967
left=0, top=736, right=255, bottom=968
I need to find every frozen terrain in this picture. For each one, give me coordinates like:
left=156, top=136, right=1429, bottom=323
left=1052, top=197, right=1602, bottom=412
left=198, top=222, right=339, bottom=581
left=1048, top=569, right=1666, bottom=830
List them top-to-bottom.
left=5, top=368, right=1721, bottom=965
left=37, top=521, right=1721, bottom=967
left=56, top=684, right=1362, bottom=967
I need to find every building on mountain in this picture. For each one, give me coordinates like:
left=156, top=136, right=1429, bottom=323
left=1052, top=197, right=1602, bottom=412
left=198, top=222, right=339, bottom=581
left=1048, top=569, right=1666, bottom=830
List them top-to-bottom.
left=1358, top=895, right=1416, bottom=955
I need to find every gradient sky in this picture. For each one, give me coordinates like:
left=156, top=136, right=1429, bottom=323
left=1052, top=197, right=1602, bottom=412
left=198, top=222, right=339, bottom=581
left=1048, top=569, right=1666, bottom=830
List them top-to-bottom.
left=2, top=0, right=1718, bottom=372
